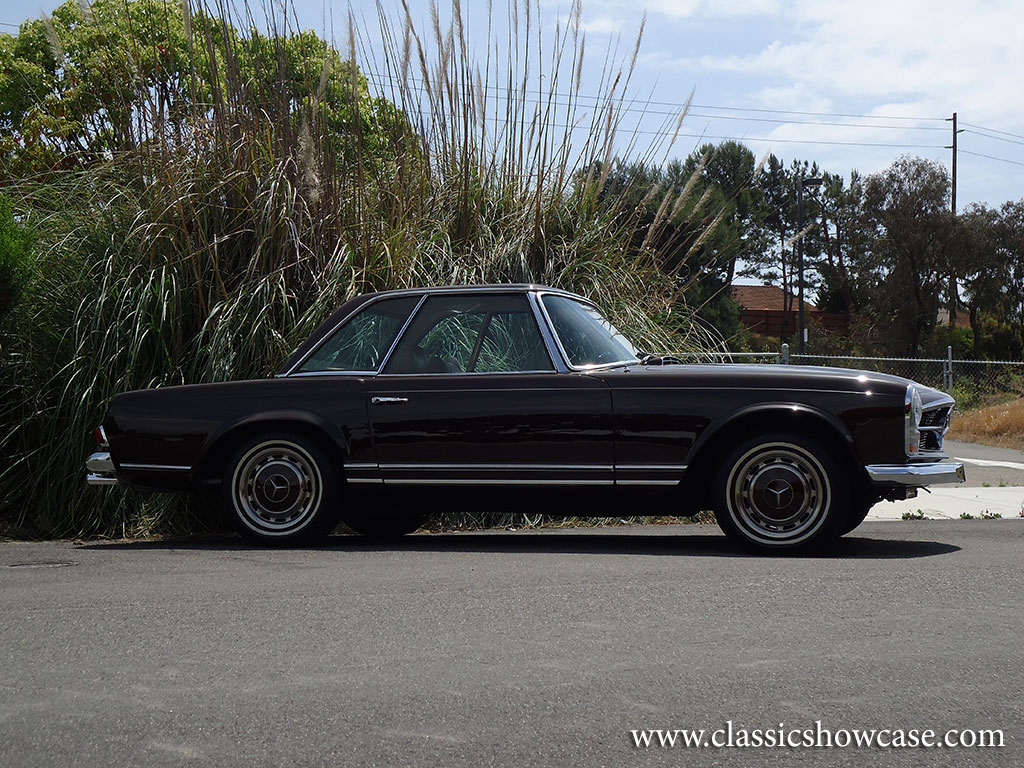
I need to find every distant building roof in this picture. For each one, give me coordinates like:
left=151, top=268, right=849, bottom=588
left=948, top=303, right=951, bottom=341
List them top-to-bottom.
left=731, top=284, right=817, bottom=312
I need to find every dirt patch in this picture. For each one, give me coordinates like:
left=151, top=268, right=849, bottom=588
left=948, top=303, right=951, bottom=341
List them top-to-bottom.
left=950, top=398, right=1024, bottom=450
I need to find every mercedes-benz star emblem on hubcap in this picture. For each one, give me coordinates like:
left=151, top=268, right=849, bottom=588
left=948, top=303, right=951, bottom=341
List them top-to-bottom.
left=264, top=474, right=290, bottom=502
left=764, top=479, right=793, bottom=508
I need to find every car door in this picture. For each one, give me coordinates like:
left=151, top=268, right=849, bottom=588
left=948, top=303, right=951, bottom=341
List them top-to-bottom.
left=365, top=292, right=614, bottom=485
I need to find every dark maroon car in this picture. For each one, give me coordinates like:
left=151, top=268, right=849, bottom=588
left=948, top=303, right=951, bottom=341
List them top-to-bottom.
left=87, top=284, right=964, bottom=550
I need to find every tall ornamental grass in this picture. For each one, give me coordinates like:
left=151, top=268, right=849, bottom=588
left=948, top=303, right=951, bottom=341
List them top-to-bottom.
left=0, top=0, right=723, bottom=538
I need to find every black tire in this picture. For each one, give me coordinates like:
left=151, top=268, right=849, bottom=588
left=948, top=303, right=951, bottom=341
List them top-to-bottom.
left=713, top=431, right=849, bottom=552
left=222, top=432, right=339, bottom=544
left=840, top=493, right=878, bottom=536
left=342, top=509, right=424, bottom=538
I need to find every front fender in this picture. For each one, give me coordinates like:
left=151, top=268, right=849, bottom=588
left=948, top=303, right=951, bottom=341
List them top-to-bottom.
left=687, top=401, right=857, bottom=461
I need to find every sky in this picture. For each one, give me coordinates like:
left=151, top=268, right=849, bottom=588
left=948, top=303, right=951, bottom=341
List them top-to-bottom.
left=2, top=0, right=1022, bottom=209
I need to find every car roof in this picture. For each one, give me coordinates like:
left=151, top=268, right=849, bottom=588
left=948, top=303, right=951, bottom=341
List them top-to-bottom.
left=279, top=283, right=587, bottom=374
left=363, top=283, right=579, bottom=298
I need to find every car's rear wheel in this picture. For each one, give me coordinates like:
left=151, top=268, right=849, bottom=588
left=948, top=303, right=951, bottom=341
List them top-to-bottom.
left=714, top=432, right=848, bottom=552
left=223, top=433, right=338, bottom=544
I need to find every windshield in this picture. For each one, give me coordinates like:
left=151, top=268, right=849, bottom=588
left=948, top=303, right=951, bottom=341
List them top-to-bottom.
left=541, top=294, right=639, bottom=368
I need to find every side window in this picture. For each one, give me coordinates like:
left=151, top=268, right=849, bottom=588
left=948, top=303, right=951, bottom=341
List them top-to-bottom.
left=384, top=294, right=554, bottom=374
left=298, top=296, right=419, bottom=373
left=476, top=311, right=554, bottom=372
left=417, top=312, right=485, bottom=372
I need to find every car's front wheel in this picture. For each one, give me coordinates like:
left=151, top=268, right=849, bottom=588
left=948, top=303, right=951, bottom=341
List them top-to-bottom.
left=714, top=432, right=849, bottom=552
left=223, top=433, right=339, bottom=544
left=840, top=493, right=879, bottom=536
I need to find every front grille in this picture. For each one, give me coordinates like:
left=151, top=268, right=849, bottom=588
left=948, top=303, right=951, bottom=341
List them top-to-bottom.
left=918, top=405, right=952, bottom=453
left=920, top=407, right=951, bottom=429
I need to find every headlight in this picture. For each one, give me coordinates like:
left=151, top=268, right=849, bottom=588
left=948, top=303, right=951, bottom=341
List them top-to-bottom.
left=905, top=385, right=923, bottom=455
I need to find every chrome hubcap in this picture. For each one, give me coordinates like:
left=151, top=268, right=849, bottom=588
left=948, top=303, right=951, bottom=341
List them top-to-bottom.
left=232, top=442, right=321, bottom=534
left=727, top=442, right=830, bottom=543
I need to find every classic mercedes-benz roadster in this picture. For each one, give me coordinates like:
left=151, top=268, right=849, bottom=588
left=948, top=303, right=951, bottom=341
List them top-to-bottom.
left=86, top=284, right=964, bottom=550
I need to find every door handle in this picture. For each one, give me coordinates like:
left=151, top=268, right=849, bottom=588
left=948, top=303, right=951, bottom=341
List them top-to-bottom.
left=371, top=396, right=409, bottom=405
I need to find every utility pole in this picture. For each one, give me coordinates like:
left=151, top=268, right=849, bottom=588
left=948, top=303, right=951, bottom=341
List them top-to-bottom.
left=946, top=112, right=965, bottom=322
left=947, top=112, right=962, bottom=215
left=796, top=176, right=823, bottom=354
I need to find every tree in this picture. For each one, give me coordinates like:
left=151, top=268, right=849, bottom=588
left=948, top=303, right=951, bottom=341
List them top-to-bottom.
left=0, top=0, right=404, bottom=180
left=579, top=150, right=751, bottom=346
left=741, top=156, right=824, bottom=340
left=860, top=156, right=953, bottom=356
left=812, top=171, right=869, bottom=315
left=989, top=200, right=1024, bottom=355
left=950, top=205, right=1003, bottom=353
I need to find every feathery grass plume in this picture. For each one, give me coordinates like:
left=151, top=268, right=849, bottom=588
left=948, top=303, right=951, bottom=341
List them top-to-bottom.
left=0, top=0, right=725, bottom=538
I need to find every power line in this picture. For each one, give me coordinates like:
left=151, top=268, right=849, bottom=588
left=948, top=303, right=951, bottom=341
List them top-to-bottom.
left=0, top=21, right=21, bottom=28
left=365, top=72, right=947, bottom=123
left=373, top=75, right=1021, bottom=159
left=365, top=76, right=949, bottom=136
left=688, top=103, right=943, bottom=122
left=402, top=105, right=946, bottom=149
left=684, top=113, right=948, bottom=131
left=960, top=121, right=1024, bottom=141
left=962, top=128, right=1024, bottom=147
left=666, top=133, right=943, bottom=150
left=959, top=149, right=1024, bottom=168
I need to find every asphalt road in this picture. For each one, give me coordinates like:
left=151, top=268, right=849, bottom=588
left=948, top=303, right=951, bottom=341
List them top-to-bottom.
left=946, top=440, right=1024, bottom=487
left=2, top=523, right=1021, bottom=767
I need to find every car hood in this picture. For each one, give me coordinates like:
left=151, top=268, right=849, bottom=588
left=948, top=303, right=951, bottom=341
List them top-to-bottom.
left=601, top=363, right=951, bottom=405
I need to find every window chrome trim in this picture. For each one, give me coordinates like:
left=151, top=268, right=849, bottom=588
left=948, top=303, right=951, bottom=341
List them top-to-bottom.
left=282, top=287, right=591, bottom=378
left=379, top=291, right=557, bottom=376
left=526, top=291, right=571, bottom=373
left=375, top=293, right=430, bottom=373
left=373, top=369, right=562, bottom=379
left=285, top=370, right=379, bottom=378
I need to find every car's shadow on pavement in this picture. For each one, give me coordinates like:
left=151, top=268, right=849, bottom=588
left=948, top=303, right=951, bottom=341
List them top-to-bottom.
left=78, top=530, right=961, bottom=559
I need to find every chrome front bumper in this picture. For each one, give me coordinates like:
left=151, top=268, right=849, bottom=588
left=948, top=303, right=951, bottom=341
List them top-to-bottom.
left=86, top=451, right=120, bottom=486
left=866, top=462, right=966, bottom=486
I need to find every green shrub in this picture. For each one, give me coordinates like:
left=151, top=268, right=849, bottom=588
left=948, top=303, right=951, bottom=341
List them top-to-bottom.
left=0, top=1, right=722, bottom=538
left=0, top=195, right=33, bottom=319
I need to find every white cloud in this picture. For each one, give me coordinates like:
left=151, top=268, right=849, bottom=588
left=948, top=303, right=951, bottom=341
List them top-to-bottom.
left=576, top=0, right=781, bottom=21
left=693, top=1, right=1024, bottom=123
left=577, top=15, right=624, bottom=35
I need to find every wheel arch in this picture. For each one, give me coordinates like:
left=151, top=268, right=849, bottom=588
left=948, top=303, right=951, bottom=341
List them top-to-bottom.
left=681, top=403, right=864, bottom=511
left=191, top=411, right=350, bottom=490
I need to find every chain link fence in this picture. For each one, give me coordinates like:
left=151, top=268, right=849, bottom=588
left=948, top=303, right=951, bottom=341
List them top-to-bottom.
left=672, top=346, right=1024, bottom=408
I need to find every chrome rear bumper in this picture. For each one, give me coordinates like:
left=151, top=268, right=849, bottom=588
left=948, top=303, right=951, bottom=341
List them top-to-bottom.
left=86, top=452, right=119, bottom=486
left=866, top=462, right=965, bottom=486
